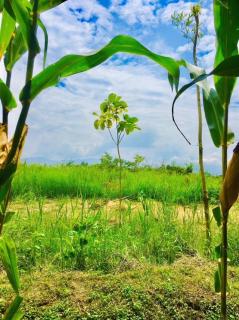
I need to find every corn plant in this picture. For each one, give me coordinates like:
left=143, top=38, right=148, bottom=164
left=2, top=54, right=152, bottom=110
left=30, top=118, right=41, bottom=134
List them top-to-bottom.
left=0, top=1, right=184, bottom=317
left=171, top=1, right=239, bottom=318
left=172, top=4, right=211, bottom=253
left=93, top=93, right=140, bottom=222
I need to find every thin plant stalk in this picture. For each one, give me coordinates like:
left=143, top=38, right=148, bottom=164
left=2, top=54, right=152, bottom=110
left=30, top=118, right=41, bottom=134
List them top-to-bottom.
left=0, top=0, right=39, bottom=234
left=8, top=0, right=39, bottom=165
left=192, top=7, right=211, bottom=252
left=2, top=70, right=12, bottom=129
left=222, top=101, right=229, bottom=178
left=221, top=102, right=229, bottom=320
left=116, top=129, right=123, bottom=223
left=221, top=212, right=228, bottom=320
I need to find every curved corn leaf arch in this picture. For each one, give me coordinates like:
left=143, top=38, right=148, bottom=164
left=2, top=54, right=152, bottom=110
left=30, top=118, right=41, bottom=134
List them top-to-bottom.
left=38, top=0, right=67, bottom=13
left=20, top=35, right=180, bottom=102
left=172, top=55, right=239, bottom=145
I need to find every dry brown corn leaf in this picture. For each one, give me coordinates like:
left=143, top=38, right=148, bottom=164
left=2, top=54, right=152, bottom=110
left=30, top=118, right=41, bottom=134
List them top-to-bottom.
left=0, top=124, right=28, bottom=181
left=0, top=125, right=10, bottom=167
left=220, top=143, right=239, bottom=214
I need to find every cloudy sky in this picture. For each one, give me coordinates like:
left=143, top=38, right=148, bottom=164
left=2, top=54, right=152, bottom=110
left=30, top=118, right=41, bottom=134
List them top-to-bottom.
left=1, top=0, right=239, bottom=174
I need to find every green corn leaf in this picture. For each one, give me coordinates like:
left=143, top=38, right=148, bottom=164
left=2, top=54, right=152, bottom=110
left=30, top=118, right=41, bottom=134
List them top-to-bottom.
left=0, top=0, right=4, bottom=12
left=7, top=0, right=40, bottom=54
left=38, top=0, right=67, bottom=13
left=214, top=0, right=239, bottom=106
left=0, top=6, right=15, bottom=59
left=38, top=18, right=48, bottom=69
left=4, top=27, right=27, bottom=71
left=20, top=35, right=180, bottom=102
left=171, top=55, right=239, bottom=144
left=212, top=55, right=239, bottom=76
left=172, top=62, right=234, bottom=147
left=0, top=78, right=17, bottom=111
left=212, top=206, right=222, bottom=227
left=3, top=211, right=15, bottom=224
left=0, top=236, right=20, bottom=293
left=215, top=244, right=221, bottom=259
left=214, top=269, right=221, bottom=293
left=3, top=295, right=23, bottom=320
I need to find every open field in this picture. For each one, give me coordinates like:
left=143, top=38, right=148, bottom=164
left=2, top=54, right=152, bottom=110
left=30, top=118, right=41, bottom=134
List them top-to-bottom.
left=13, top=164, right=221, bottom=204
left=1, top=165, right=239, bottom=319
left=1, top=256, right=239, bottom=319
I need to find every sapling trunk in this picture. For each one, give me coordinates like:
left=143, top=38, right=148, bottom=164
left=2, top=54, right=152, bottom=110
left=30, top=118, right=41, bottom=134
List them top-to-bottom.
left=193, top=9, right=211, bottom=252
left=116, top=132, right=123, bottom=224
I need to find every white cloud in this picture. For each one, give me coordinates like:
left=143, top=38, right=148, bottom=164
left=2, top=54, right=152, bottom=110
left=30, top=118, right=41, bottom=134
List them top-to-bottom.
left=111, top=0, right=160, bottom=25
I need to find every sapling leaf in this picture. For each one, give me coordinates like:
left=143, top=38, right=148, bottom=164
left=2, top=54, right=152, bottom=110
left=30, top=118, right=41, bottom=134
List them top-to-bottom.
left=109, top=93, right=117, bottom=103
left=100, top=102, right=108, bottom=112
left=94, top=120, right=99, bottom=129
left=212, top=206, right=222, bottom=227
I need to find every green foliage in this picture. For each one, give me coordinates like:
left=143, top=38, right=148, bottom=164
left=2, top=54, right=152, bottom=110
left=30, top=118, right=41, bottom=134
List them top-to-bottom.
left=7, top=0, right=40, bottom=55
left=38, top=0, right=67, bottom=13
left=214, top=0, right=239, bottom=106
left=171, top=4, right=203, bottom=42
left=0, top=6, right=15, bottom=59
left=37, top=18, right=48, bottom=69
left=4, top=27, right=27, bottom=71
left=20, top=35, right=180, bottom=103
left=174, top=61, right=234, bottom=147
left=0, top=78, right=17, bottom=111
left=94, top=93, right=140, bottom=138
left=100, top=153, right=145, bottom=171
left=12, top=163, right=219, bottom=204
left=213, top=206, right=222, bottom=227
left=0, top=236, right=20, bottom=294
left=3, top=295, right=23, bottom=320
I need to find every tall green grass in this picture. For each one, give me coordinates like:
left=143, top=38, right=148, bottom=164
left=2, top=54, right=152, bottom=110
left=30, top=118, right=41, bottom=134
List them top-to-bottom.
left=12, top=164, right=221, bottom=205
left=4, top=198, right=239, bottom=273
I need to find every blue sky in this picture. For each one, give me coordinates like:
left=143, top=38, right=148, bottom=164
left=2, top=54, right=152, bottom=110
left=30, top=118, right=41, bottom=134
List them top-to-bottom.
left=1, top=0, right=239, bottom=174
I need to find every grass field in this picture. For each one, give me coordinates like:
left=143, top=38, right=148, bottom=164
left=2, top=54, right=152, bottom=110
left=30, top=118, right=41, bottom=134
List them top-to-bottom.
left=13, top=163, right=221, bottom=204
left=1, top=164, right=239, bottom=319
